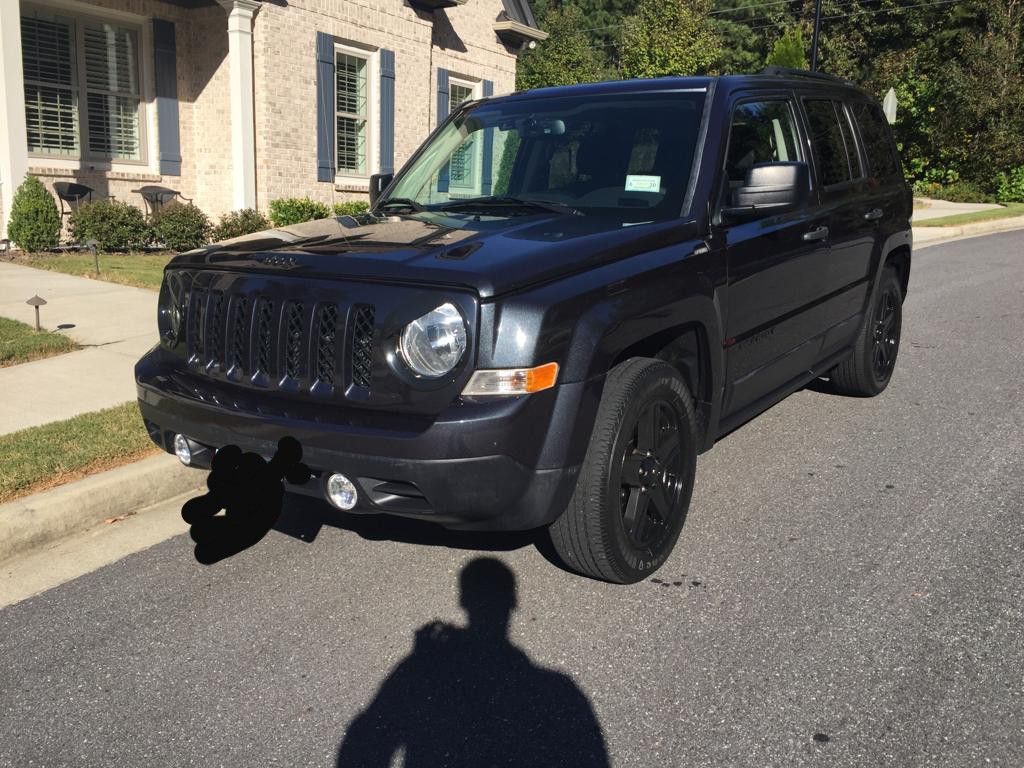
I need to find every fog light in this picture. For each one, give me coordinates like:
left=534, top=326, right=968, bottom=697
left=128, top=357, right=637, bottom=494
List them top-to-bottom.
left=174, top=433, right=192, bottom=466
left=326, top=473, right=358, bottom=510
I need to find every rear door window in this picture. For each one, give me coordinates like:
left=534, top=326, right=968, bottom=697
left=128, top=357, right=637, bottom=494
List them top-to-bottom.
left=803, top=99, right=853, bottom=187
left=850, top=101, right=901, bottom=179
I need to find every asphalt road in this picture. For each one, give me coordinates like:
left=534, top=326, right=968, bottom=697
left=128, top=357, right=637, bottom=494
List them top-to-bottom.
left=2, top=231, right=1022, bottom=768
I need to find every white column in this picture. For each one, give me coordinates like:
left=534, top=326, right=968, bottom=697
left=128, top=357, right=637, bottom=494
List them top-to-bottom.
left=220, top=0, right=259, bottom=211
left=0, top=1, right=29, bottom=239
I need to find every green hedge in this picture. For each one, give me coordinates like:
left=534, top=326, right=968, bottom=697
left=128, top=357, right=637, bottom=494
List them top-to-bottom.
left=996, top=167, right=1024, bottom=204
left=6, top=176, right=61, bottom=252
left=269, top=198, right=331, bottom=227
left=69, top=200, right=151, bottom=251
left=333, top=201, right=370, bottom=217
left=150, top=202, right=211, bottom=251
left=212, top=208, right=270, bottom=241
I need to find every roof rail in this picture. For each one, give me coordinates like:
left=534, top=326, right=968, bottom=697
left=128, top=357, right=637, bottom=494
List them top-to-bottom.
left=759, top=66, right=854, bottom=86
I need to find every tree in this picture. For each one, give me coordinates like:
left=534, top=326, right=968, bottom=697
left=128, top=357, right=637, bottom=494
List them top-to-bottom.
left=619, top=0, right=721, bottom=79
left=516, top=5, right=607, bottom=90
left=765, top=26, right=807, bottom=69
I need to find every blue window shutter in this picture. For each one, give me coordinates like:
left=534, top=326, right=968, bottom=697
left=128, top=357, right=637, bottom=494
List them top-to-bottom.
left=153, top=20, right=181, bottom=176
left=316, top=32, right=335, bottom=182
left=379, top=49, right=395, bottom=175
left=437, top=68, right=450, bottom=123
left=436, top=69, right=450, bottom=193
left=481, top=80, right=494, bottom=196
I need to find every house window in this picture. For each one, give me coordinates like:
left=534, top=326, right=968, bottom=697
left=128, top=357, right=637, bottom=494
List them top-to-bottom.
left=21, top=9, right=143, bottom=162
left=336, top=51, right=369, bottom=175
left=448, top=79, right=481, bottom=196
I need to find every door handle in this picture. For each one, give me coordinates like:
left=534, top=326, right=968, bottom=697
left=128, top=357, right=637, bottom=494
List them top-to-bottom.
left=864, top=208, right=884, bottom=221
left=803, top=225, right=829, bottom=242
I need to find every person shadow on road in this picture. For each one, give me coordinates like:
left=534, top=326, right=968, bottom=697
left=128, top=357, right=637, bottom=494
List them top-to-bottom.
left=336, top=557, right=610, bottom=767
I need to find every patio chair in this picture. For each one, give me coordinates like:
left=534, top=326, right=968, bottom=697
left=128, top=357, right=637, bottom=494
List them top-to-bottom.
left=53, top=182, right=107, bottom=218
left=131, top=185, right=192, bottom=217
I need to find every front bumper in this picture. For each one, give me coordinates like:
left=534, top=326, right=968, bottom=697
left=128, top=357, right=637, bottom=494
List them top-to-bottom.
left=135, top=349, right=602, bottom=531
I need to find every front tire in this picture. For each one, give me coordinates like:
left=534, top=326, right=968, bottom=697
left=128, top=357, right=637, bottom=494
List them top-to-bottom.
left=830, top=266, right=903, bottom=396
left=549, top=358, right=697, bottom=584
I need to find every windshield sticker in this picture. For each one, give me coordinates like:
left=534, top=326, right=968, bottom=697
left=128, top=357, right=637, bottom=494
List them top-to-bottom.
left=624, top=175, right=661, bottom=193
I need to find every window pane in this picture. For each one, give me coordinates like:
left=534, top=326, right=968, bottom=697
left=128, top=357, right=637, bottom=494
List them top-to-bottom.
left=21, top=14, right=79, bottom=156
left=21, top=15, right=75, bottom=87
left=83, top=22, right=141, bottom=160
left=83, top=23, right=139, bottom=96
left=336, top=54, right=367, bottom=116
left=450, top=83, right=474, bottom=108
left=25, top=85, right=79, bottom=156
left=87, top=92, right=140, bottom=160
left=724, top=100, right=801, bottom=186
left=805, top=100, right=851, bottom=186
left=851, top=101, right=900, bottom=178
left=836, top=104, right=863, bottom=178
left=337, top=116, right=366, bottom=174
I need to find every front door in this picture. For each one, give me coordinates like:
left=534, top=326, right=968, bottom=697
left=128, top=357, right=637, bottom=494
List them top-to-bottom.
left=716, top=96, right=830, bottom=419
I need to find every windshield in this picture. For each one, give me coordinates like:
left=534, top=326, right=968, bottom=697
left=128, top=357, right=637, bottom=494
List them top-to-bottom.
left=383, top=90, right=708, bottom=222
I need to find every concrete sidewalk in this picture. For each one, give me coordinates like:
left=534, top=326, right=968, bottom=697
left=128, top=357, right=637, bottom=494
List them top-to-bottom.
left=0, top=262, right=157, bottom=434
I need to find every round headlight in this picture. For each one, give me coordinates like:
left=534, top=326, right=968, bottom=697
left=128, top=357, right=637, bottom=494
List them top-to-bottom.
left=158, top=273, right=184, bottom=344
left=398, top=302, right=467, bottom=378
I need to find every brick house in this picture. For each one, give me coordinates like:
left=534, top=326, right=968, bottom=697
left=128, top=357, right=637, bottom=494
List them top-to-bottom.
left=0, top=0, right=544, bottom=235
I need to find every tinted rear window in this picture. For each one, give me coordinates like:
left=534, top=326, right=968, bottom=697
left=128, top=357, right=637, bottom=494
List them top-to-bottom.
left=804, top=99, right=851, bottom=186
left=851, top=101, right=901, bottom=179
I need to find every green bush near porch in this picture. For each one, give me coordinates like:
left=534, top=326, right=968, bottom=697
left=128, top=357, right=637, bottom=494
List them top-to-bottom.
left=6, top=176, right=61, bottom=252
left=269, top=197, right=332, bottom=227
left=69, top=199, right=151, bottom=251
left=150, top=202, right=212, bottom=252
left=212, top=208, right=270, bottom=241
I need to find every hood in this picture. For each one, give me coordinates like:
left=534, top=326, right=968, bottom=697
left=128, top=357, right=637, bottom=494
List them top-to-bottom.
left=171, top=212, right=703, bottom=299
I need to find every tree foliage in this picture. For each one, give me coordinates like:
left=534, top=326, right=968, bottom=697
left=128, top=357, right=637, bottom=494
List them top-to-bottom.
left=619, top=0, right=721, bottom=79
left=516, top=5, right=606, bottom=90
left=765, top=27, right=807, bottom=69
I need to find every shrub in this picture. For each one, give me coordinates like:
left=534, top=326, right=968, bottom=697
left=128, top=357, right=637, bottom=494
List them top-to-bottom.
left=995, top=166, right=1024, bottom=203
left=6, top=176, right=61, bottom=252
left=931, top=180, right=996, bottom=204
left=269, top=197, right=331, bottom=227
left=69, top=200, right=151, bottom=251
left=333, top=200, right=370, bottom=217
left=150, top=202, right=211, bottom=252
left=212, top=208, right=270, bottom=241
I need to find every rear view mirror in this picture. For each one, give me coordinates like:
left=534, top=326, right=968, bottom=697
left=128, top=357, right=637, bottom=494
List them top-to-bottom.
left=722, top=161, right=809, bottom=220
left=369, top=173, right=394, bottom=208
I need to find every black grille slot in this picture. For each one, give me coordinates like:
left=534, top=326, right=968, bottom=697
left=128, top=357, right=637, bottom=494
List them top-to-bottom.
left=189, top=287, right=207, bottom=364
left=207, top=292, right=224, bottom=368
left=230, top=296, right=250, bottom=374
left=255, top=298, right=275, bottom=376
left=284, top=302, right=304, bottom=380
left=316, top=304, right=339, bottom=385
left=351, top=305, right=375, bottom=388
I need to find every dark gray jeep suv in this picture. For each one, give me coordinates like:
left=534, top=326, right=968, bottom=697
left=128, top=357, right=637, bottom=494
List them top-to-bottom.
left=136, top=68, right=911, bottom=582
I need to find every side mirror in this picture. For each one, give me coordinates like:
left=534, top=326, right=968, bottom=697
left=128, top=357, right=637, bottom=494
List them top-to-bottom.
left=722, top=161, right=809, bottom=220
left=368, top=173, right=394, bottom=208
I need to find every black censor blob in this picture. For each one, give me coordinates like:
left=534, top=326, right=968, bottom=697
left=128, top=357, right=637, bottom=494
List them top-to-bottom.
left=181, top=436, right=311, bottom=564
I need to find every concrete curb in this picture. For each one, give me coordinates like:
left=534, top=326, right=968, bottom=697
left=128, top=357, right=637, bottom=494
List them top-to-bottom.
left=913, top=215, right=1024, bottom=249
left=0, top=453, right=204, bottom=566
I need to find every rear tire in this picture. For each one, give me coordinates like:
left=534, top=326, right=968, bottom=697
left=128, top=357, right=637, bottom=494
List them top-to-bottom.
left=830, top=266, right=903, bottom=396
left=549, top=358, right=697, bottom=584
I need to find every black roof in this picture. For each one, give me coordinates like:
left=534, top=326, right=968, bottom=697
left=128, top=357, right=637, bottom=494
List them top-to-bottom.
left=501, top=0, right=540, bottom=28
left=490, top=71, right=867, bottom=104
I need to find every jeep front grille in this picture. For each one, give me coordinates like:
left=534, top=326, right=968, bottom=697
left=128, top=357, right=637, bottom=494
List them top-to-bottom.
left=173, top=272, right=377, bottom=395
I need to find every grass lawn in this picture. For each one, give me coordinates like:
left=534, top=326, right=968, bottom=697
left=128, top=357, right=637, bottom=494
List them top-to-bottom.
left=916, top=203, right=1024, bottom=227
left=15, top=251, right=175, bottom=291
left=0, top=316, right=79, bottom=367
left=0, top=401, right=158, bottom=504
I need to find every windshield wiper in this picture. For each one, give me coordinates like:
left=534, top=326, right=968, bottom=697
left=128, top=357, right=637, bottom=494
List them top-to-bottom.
left=439, top=196, right=581, bottom=216
left=376, top=197, right=426, bottom=213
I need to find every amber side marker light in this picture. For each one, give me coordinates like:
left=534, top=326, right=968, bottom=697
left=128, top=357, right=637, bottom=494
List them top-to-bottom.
left=462, top=362, right=560, bottom=396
